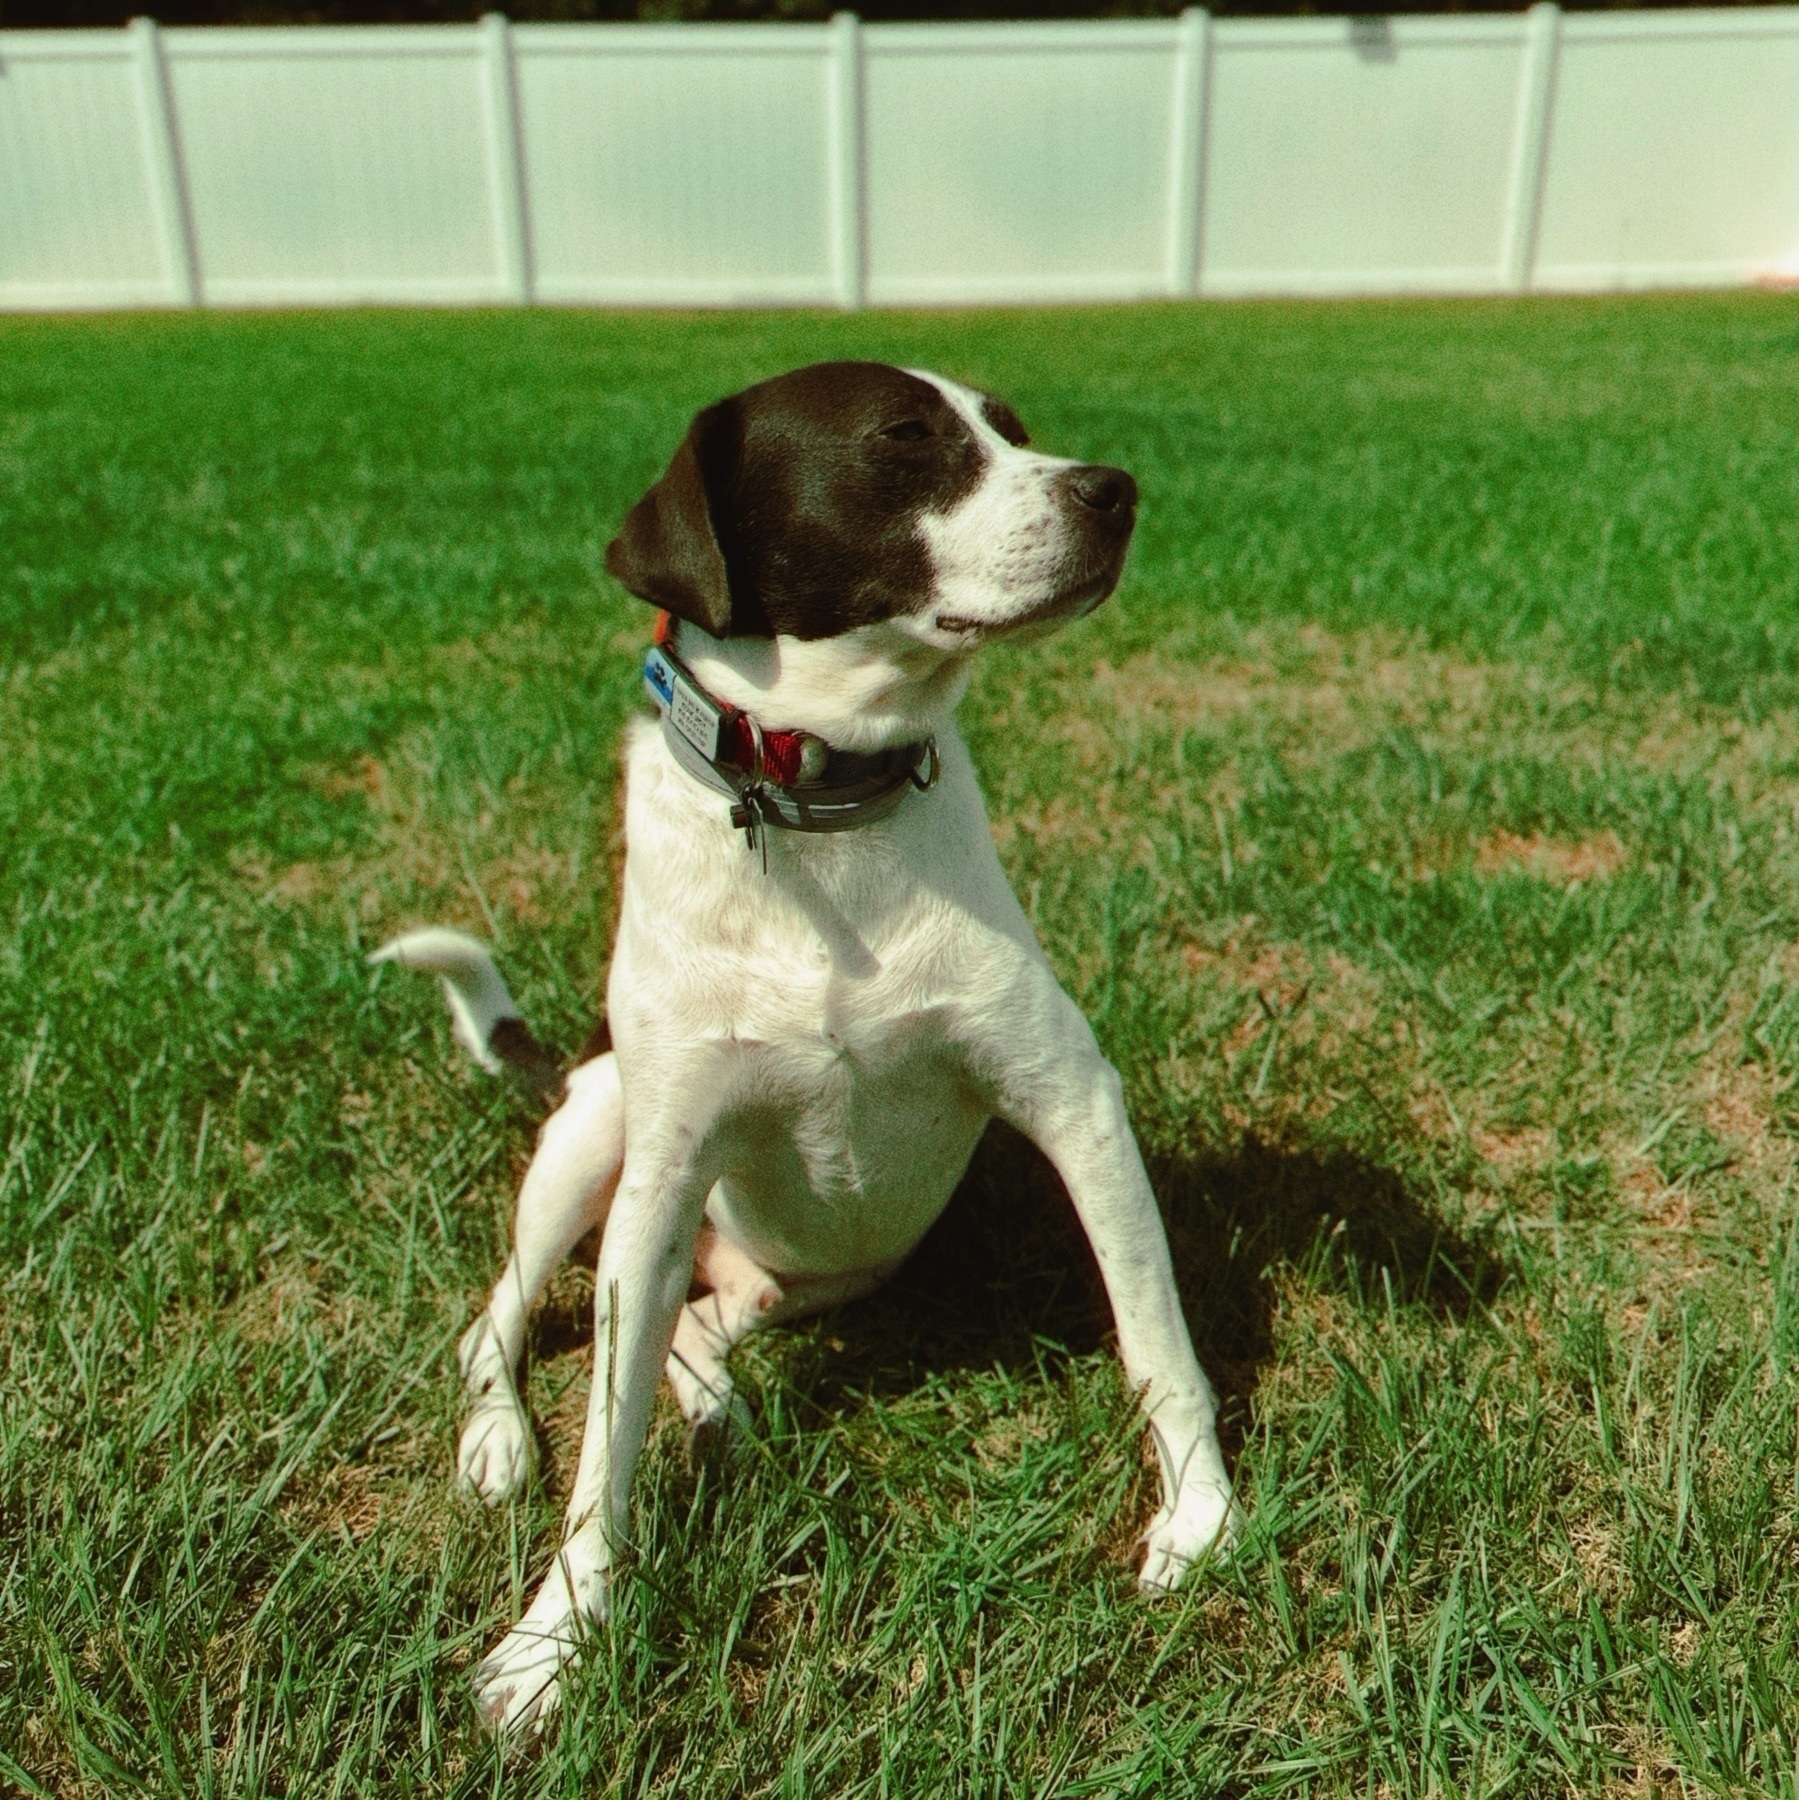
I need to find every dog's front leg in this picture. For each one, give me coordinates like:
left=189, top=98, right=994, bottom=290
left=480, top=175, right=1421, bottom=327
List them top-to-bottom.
left=991, top=992, right=1240, bottom=1590
left=471, top=1105, right=715, bottom=1733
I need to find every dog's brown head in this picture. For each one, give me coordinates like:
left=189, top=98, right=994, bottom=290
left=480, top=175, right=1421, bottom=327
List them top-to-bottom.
left=605, top=361, right=1136, bottom=645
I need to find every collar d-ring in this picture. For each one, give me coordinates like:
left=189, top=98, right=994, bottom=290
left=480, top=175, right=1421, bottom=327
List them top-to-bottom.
left=741, top=712, right=767, bottom=789
left=909, top=738, right=940, bottom=791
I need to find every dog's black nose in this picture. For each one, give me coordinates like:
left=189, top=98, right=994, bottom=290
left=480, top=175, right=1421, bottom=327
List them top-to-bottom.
left=1067, top=465, right=1137, bottom=513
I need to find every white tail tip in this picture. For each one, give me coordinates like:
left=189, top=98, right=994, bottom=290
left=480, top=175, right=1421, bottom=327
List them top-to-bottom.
left=371, top=929, right=522, bottom=1075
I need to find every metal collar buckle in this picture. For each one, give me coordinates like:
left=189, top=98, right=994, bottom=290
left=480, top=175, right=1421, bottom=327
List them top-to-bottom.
left=730, top=713, right=773, bottom=869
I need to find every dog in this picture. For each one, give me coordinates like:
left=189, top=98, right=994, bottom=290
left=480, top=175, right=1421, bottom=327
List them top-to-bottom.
left=375, top=361, right=1240, bottom=1732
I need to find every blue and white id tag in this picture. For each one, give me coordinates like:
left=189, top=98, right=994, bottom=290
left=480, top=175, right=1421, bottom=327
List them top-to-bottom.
left=644, top=644, right=727, bottom=763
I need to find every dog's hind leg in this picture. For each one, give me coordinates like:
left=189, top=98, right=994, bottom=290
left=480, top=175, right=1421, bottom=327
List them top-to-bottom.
left=458, top=1053, right=625, bottom=1504
left=664, top=1227, right=772, bottom=1453
left=667, top=1227, right=895, bottom=1457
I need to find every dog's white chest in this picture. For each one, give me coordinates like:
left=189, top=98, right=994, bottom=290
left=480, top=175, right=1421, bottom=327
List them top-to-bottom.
left=611, top=721, right=1035, bottom=1278
left=633, top=897, right=994, bottom=1277
left=705, top=1005, right=990, bottom=1276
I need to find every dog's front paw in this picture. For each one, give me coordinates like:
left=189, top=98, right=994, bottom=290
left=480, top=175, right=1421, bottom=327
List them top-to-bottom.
left=458, top=1392, right=535, bottom=1504
left=1138, top=1482, right=1241, bottom=1592
left=474, top=1547, right=607, bottom=1734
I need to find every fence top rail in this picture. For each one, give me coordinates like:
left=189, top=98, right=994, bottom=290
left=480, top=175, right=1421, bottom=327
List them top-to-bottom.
left=1557, top=4, right=1799, bottom=37
left=8, top=6, right=1799, bottom=61
left=1211, top=13, right=1531, bottom=48
left=865, top=19, right=1187, bottom=52
left=511, top=20, right=837, bottom=51
left=161, top=22, right=494, bottom=55
left=0, top=27, right=138, bottom=57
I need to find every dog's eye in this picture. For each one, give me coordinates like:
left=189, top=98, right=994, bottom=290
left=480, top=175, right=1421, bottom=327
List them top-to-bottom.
left=878, top=420, right=931, bottom=442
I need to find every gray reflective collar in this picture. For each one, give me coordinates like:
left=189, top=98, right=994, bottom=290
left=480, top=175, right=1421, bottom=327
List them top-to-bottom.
left=645, top=639, right=938, bottom=850
left=660, top=716, right=938, bottom=837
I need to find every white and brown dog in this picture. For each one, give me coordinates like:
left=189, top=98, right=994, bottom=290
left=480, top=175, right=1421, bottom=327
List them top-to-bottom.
left=377, top=361, right=1239, bottom=1732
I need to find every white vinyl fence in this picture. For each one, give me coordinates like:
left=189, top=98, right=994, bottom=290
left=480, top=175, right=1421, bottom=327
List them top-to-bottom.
left=3, top=6, right=1798, bottom=311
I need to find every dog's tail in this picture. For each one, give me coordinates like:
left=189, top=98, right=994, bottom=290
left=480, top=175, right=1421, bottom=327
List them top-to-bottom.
left=371, top=928, right=577, bottom=1101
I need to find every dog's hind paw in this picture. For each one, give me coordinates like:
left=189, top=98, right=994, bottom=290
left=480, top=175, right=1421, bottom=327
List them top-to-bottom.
left=457, top=1313, right=535, bottom=1503
left=458, top=1393, right=536, bottom=1504
left=684, top=1393, right=754, bottom=1468
left=1137, top=1483, right=1241, bottom=1592
left=474, top=1546, right=607, bottom=1734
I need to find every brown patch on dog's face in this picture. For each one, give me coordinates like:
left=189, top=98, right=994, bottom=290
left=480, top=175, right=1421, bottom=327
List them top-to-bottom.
left=606, top=361, right=1135, bottom=645
left=607, top=363, right=991, bottom=640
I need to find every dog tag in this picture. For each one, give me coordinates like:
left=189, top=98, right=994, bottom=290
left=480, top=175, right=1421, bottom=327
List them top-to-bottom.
left=644, top=645, right=727, bottom=764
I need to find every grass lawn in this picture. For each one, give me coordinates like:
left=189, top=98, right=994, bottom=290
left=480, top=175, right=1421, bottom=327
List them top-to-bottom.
left=9, top=294, right=1799, bottom=1796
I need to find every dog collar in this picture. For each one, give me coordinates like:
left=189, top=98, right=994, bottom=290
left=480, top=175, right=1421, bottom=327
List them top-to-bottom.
left=642, top=614, right=938, bottom=854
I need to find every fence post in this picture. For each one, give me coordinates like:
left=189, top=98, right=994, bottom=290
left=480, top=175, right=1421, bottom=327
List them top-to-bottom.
left=1500, top=1, right=1559, bottom=293
left=1166, top=7, right=1210, bottom=298
left=827, top=11, right=866, bottom=310
left=481, top=13, right=533, bottom=304
left=129, top=17, right=199, bottom=307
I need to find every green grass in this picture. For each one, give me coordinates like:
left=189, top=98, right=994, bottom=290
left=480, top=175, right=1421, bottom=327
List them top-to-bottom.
left=8, top=294, right=1799, bottom=1796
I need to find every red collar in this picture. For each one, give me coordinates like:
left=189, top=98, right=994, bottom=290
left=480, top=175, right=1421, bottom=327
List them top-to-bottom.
left=651, top=610, right=816, bottom=787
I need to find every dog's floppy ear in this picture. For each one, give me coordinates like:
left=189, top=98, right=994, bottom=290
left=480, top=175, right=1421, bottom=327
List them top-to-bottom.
left=605, top=402, right=739, bottom=637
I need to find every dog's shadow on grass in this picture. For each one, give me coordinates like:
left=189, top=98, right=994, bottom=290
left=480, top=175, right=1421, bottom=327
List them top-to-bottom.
left=527, top=1119, right=1501, bottom=1450
left=789, top=1121, right=1502, bottom=1437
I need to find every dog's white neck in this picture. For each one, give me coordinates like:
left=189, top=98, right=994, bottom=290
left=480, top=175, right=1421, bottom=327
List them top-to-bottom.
left=672, top=619, right=973, bottom=755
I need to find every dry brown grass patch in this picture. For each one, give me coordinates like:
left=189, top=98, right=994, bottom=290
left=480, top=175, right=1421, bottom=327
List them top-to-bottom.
left=1079, top=624, right=1512, bottom=762
left=242, top=739, right=613, bottom=948
left=308, top=753, right=387, bottom=801
left=1474, top=829, right=1627, bottom=884
left=1158, top=930, right=1390, bottom=1129
left=1180, top=934, right=1314, bottom=1043
left=1700, top=1064, right=1788, bottom=1173
left=1472, top=1125, right=1556, bottom=1177
left=1616, top=1161, right=1694, bottom=1235
left=230, top=1268, right=326, bottom=1348
left=283, top=1459, right=384, bottom=1541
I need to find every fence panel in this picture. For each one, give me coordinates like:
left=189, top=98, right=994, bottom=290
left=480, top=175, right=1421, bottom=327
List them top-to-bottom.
left=1535, top=9, right=1799, bottom=290
left=5, top=10, right=1799, bottom=312
left=1202, top=16, right=1529, bottom=296
left=863, top=22, right=1180, bottom=305
left=515, top=25, right=837, bottom=306
left=162, top=26, right=504, bottom=305
left=0, top=32, right=175, bottom=308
